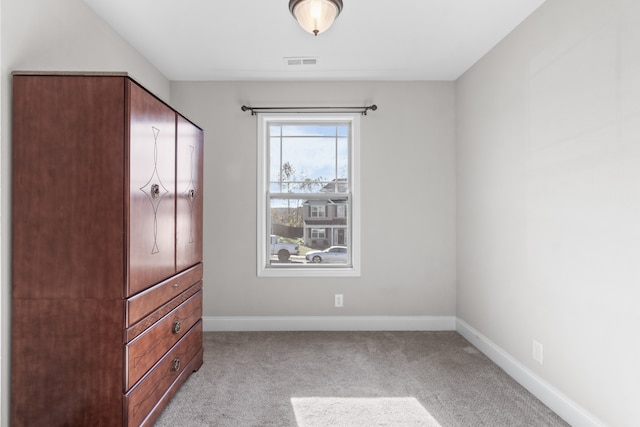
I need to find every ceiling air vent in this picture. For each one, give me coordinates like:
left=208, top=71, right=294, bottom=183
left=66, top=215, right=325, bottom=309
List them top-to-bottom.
left=284, top=57, right=318, bottom=66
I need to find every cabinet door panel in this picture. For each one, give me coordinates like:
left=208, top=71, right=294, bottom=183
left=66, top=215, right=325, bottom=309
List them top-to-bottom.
left=12, top=75, right=126, bottom=300
left=128, top=82, right=176, bottom=296
left=176, top=115, right=204, bottom=271
left=11, top=298, right=124, bottom=426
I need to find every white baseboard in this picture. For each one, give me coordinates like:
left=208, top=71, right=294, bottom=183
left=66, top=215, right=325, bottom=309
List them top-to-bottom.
left=203, top=315, right=456, bottom=332
left=456, top=319, right=606, bottom=427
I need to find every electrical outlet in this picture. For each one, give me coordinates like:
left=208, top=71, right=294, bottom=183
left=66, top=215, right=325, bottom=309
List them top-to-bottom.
left=334, top=294, right=344, bottom=308
left=532, top=339, right=544, bottom=365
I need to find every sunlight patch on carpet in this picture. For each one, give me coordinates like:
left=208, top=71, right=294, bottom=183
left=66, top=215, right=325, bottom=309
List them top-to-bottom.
left=291, top=397, right=442, bottom=427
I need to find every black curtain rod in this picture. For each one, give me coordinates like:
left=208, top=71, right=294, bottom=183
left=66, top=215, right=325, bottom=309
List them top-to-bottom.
left=241, top=105, right=377, bottom=116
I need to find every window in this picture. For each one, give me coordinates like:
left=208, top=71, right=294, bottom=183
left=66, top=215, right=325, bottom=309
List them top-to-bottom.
left=257, top=114, right=361, bottom=277
left=310, top=206, right=326, bottom=218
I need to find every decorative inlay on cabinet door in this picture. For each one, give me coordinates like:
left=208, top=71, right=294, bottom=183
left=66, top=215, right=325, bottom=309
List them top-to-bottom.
left=128, top=79, right=175, bottom=296
left=175, top=113, right=202, bottom=274
left=139, top=126, right=170, bottom=254
left=182, top=145, right=198, bottom=244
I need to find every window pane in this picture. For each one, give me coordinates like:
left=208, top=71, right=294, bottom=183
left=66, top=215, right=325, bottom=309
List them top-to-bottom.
left=269, top=123, right=351, bottom=195
left=282, top=124, right=338, bottom=137
left=269, top=125, right=282, bottom=136
left=337, top=125, right=349, bottom=137
left=281, top=137, right=336, bottom=183
left=337, top=137, right=349, bottom=186
left=269, top=138, right=281, bottom=184
left=268, top=196, right=350, bottom=266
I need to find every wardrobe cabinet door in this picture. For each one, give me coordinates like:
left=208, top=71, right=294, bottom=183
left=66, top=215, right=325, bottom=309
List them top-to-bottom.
left=11, top=75, right=126, bottom=300
left=128, top=81, right=176, bottom=296
left=176, top=115, right=204, bottom=271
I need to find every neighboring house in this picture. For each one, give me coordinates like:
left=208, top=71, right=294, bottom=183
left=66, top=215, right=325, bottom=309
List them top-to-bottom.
left=303, top=179, right=348, bottom=249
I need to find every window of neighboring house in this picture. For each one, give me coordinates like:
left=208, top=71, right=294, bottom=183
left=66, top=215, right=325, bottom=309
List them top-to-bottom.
left=257, top=113, right=361, bottom=277
left=311, top=206, right=326, bottom=218
left=311, top=228, right=326, bottom=239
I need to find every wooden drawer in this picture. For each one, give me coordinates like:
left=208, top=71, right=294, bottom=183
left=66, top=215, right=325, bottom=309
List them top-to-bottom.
left=126, top=263, right=203, bottom=327
left=125, top=281, right=202, bottom=343
left=125, top=290, right=202, bottom=390
left=125, top=321, right=203, bottom=427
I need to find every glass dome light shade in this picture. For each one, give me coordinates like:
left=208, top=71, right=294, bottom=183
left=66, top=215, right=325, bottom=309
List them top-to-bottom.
left=289, top=0, right=343, bottom=36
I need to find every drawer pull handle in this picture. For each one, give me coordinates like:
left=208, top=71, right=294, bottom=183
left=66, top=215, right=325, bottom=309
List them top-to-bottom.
left=173, top=283, right=180, bottom=289
left=172, top=320, right=182, bottom=334
left=171, top=358, right=181, bottom=372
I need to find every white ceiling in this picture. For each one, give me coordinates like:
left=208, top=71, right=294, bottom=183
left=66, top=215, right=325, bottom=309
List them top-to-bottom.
left=82, top=0, right=547, bottom=81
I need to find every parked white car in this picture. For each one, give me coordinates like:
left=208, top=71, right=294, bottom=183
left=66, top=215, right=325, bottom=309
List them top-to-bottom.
left=305, top=246, right=348, bottom=264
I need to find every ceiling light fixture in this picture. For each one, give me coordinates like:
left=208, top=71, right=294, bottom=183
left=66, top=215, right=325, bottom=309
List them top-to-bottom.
left=289, top=0, right=343, bottom=36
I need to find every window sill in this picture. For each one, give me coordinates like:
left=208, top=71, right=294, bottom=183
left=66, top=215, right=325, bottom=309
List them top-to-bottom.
left=257, top=265, right=361, bottom=278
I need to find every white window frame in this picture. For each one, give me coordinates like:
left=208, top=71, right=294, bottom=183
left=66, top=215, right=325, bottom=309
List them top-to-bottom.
left=257, top=113, right=361, bottom=277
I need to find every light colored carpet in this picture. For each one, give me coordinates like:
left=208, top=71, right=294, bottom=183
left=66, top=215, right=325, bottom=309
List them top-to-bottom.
left=155, top=331, right=569, bottom=426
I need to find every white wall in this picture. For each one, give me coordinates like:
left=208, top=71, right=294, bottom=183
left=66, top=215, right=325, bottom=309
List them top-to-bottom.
left=456, top=0, right=640, bottom=426
left=0, top=1, right=170, bottom=425
left=170, top=81, right=457, bottom=323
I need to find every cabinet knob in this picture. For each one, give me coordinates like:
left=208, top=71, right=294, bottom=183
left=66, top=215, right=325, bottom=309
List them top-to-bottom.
left=151, top=183, right=160, bottom=199
left=173, top=283, right=180, bottom=290
left=172, top=320, right=182, bottom=334
left=171, top=358, right=181, bottom=372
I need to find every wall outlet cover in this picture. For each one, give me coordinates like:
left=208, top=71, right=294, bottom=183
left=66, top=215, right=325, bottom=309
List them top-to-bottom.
left=532, top=339, right=544, bottom=365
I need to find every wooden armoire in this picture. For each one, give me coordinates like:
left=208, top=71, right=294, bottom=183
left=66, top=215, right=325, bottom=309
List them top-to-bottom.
left=11, top=72, right=204, bottom=426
